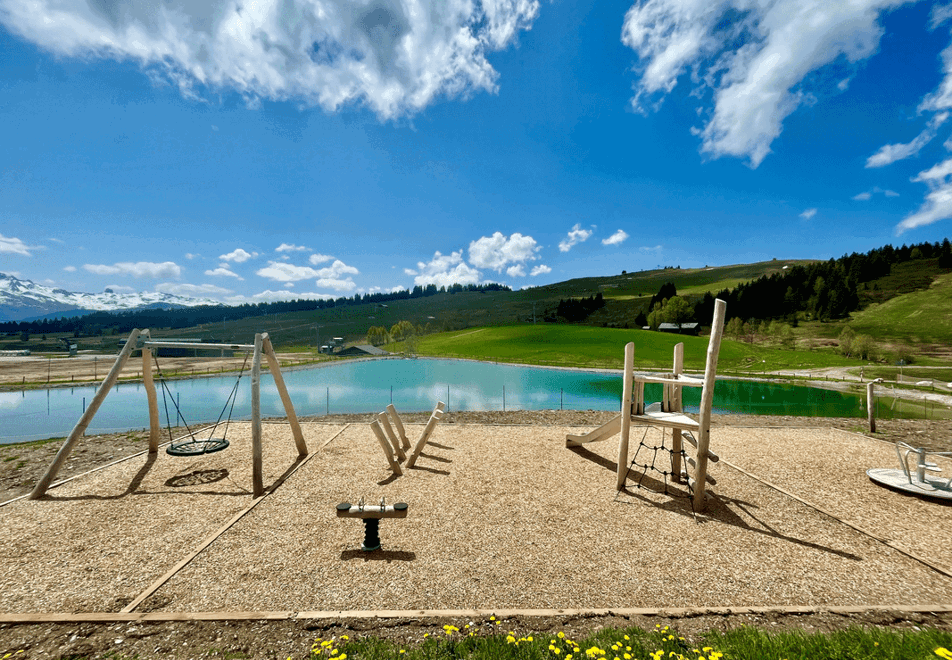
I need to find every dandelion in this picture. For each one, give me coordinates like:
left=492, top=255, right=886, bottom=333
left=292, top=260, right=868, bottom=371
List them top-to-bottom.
left=558, top=632, right=566, bottom=639
left=936, top=648, right=952, bottom=660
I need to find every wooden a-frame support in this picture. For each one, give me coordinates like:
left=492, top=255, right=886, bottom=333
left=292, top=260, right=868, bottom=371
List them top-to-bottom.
left=29, top=329, right=306, bottom=500
left=370, top=401, right=445, bottom=474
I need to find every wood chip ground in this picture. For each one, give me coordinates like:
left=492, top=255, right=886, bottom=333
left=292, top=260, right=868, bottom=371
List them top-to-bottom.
left=2, top=420, right=951, bottom=616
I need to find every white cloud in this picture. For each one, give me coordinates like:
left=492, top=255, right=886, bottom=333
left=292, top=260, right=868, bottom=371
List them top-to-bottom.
left=0, top=0, right=540, bottom=120
left=623, top=0, right=900, bottom=167
left=837, top=78, right=850, bottom=91
left=865, top=113, right=948, bottom=168
left=897, top=158, right=952, bottom=233
left=853, top=187, right=899, bottom=201
left=800, top=208, right=818, bottom=220
left=558, top=224, right=593, bottom=252
left=602, top=229, right=629, bottom=246
left=468, top=232, right=539, bottom=271
left=0, top=234, right=36, bottom=256
left=276, top=243, right=310, bottom=253
left=639, top=245, right=663, bottom=253
left=219, top=248, right=257, bottom=263
left=412, top=250, right=482, bottom=288
left=185, top=253, right=199, bottom=260
left=309, top=253, right=334, bottom=265
left=316, top=259, right=359, bottom=279
left=84, top=261, right=182, bottom=278
left=256, top=262, right=321, bottom=282
left=507, top=264, right=525, bottom=278
left=530, top=264, right=551, bottom=276
left=63, top=265, right=77, bottom=272
left=205, top=266, right=244, bottom=280
left=404, top=268, right=418, bottom=276
left=316, top=277, right=358, bottom=293
left=155, top=282, right=232, bottom=298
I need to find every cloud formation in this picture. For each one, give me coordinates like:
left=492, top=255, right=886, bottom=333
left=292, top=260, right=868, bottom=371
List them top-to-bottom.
left=0, top=0, right=539, bottom=119
left=622, top=0, right=899, bottom=167
left=866, top=113, right=949, bottom=168
left=897, top=158, right=952, bottom=234
left=852, top=186, right=899, bottom=201
left=800, top=208, right=818, bottom=220
left=558, top=224, right=592, bottom=252
left=602, top=229, right=629, bottom=246
left=468, top=232, right=539, bottom=272
left=0, top=234, right=36, bottom=256
left=276, top=243, right=310, bottom=252
left=219, top=248, right=257, bottom=263
left=411, top=250, right=482, bottom=288
left=309, top=253, right=334, bottom=265
left=84, top=261, right=182, bottom=278
left=256, top=262, right=322, bottom=282
left=530, top=264, right=551, bottom=276
left=206, top=266, right=243, bottom=280
left=155, top=282, right=231, bottom=297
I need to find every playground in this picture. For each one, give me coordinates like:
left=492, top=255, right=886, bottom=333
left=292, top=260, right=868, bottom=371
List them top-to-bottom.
left=2, top=417, right=951, bottom=618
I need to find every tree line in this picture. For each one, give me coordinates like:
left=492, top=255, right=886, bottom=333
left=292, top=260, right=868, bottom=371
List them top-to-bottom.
left=1, top=282, right=511, bottom=337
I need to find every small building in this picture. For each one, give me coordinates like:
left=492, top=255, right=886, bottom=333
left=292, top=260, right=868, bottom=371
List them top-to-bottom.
left=657, top=322, right=700, bottom=336
left=337, top=344, right=389, bottom=357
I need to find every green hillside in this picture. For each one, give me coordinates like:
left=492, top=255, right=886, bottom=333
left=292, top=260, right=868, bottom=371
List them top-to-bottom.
left=849, top=271, right=952, bottom=345
left=406, top=324, right=854, bottom=373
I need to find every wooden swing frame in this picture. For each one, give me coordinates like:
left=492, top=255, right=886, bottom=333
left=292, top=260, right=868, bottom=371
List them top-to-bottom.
left=29, top=329, right=307, bottom=500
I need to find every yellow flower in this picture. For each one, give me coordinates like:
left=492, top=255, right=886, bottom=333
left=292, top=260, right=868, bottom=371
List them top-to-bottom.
left=558, top=632, right=566, bottom=639
left=528, top=636, right=534, bottom=642
left=936, top=648, right=952, bottom=660
left=399, top=651, right=405, bottom=654
left=338, top=655, right=346, bottom=660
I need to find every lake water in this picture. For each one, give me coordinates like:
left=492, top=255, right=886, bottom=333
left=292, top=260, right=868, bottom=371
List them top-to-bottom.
left=1, top=358, right=879, bottom=443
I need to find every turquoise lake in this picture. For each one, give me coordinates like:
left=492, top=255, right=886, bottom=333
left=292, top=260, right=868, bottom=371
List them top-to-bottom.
left=1, top=358, right=877, bottom=443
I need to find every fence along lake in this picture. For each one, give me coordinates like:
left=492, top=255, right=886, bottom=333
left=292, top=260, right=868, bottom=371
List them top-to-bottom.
left=2, top=357, right=879, bottom=444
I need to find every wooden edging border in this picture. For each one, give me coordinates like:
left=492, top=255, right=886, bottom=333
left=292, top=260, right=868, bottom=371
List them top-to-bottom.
left=120, top=424, right=351, bottom=614
left=717, top=455, right=952, bottom=579
left=1, top=604, right=951, bottom=625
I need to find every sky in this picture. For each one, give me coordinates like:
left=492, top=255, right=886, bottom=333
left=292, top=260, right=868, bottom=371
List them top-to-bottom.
left=2, top=0, right=952, bottom=305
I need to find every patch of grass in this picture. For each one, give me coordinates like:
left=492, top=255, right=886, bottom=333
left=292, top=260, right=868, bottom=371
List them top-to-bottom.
left=850, top=271, right=952, bottom=344
left=407, top=324, right=859, bottom=373
left=2, top=455, right=19, bottom=462
left=304, top=623, right=952, bottom=660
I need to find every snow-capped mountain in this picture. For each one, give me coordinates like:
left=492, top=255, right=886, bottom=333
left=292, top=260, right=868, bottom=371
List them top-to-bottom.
left=0, top=273, right=222, bottom=322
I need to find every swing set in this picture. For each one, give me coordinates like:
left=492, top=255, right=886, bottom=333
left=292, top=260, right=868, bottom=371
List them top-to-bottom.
left=29, top=329, right=307, bottom=500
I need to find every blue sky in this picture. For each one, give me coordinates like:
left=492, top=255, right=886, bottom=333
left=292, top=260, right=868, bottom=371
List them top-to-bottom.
left=2, top=0, right=952, bottom=304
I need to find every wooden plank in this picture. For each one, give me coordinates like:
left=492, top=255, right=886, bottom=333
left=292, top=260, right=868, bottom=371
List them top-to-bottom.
left=693, top=298, right=726, bottom=512
left=29, top=329, right=142, bottom=499
left=251, top=333, right=264, bottom=498
left=262, top=335, right=307, bottom=456
left=141, top=341, right=255, bottom=351
left=617, top=342, right=635, bottom=490
left=142, top=344, right=161, bottom=453
left=634, top=374, right=704, bottom=387
left=867, top=381, right=876, bottom=433
left=406, top=402, right=445, bottom=469
left=386, top=404, right=410, bottom=449
left=630, top=411, right=699, bottom=430
left=377, top=412, right=405, bottom=460
left=565, top=415, right=621, bottom=447
left=370, top=420, right=403, bottom=475
left=685, top=456, right=717, bottom=484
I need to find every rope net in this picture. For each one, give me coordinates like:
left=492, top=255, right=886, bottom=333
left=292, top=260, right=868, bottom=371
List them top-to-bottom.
left=617, top=425, right=695, bottom=515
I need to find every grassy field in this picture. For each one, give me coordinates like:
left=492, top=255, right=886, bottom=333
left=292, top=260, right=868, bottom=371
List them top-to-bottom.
left=849, top=271, right=952, bottom=345
left=399, top=324, right=858, bottom=373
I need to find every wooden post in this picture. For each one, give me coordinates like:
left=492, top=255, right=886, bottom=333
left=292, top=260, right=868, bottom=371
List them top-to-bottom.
left=693, top=299, right=726, bottom=511
left=30, top=329, right=142, bottom=499
left=251, top=333, right=264, bottom=498
left=261, top=335, right=307, bottom=457
left=142, top=342, right=161, bottom=453
left=617, top=342, right=635, bottom=490
left=671, top=342, right=684, bottom=481
left=867, top=381, right=876, bottom=433
left=406, top=402, right=445, bottom=469
left=386, top=404, right=410, bottom=449
left=377, top=412, right=405, bottom=460
left=370, top=421, right=403, bottom=475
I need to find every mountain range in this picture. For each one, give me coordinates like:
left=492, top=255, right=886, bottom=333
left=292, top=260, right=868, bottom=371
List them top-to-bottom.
left=0, top=273, right=221, bottom=322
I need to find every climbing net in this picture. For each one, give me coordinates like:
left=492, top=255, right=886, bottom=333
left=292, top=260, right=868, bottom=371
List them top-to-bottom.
left=616, top=425, right=692, bottom=505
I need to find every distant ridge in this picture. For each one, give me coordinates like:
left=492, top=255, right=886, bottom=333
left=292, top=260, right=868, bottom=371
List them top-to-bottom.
left=0, top=273, right=221, bottom=322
